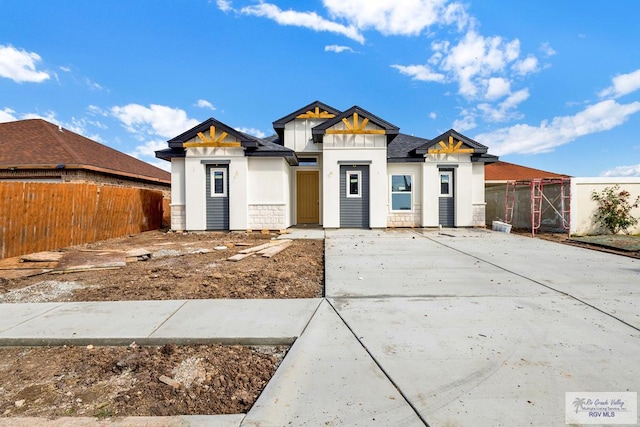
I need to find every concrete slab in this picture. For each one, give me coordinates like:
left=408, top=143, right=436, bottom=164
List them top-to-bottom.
left=279, top=227, right=325, bottom=240
left=422, top=229, right=640, bottom=327
left=325, top=231, right=548, bottom=298
left=331, top=296, right=640, bottom=427
left=150, top=298, right=322, bottom=344
left=0, top=300, right=185, bottom=346
left=243, top=300, right=423, bottom=426
left=0, top=302, right=61, bottom=333
left=0, top=414, right=244, bottom=426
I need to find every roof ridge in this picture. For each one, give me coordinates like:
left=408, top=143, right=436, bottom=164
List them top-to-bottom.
left=39, top=120, right=84, bottom=165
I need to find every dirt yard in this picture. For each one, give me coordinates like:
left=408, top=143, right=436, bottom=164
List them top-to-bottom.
left=0, top=230, right=323, bottom=419
left=0, top=230, right=324, bottom=302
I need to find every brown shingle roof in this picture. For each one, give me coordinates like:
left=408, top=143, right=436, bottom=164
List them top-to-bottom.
left=0, top=119, right=170, bottom=184
left=485, top=161, right=570, bottom=181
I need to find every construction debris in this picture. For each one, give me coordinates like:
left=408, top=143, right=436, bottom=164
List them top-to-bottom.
left=227, top=239, right=293, bottom=262
left=20, top=251, right=64, bottom=263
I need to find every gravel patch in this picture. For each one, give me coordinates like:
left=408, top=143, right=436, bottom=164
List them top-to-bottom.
left=0, top=280, right=84, bottom=303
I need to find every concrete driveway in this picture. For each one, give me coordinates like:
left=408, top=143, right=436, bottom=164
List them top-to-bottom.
left=249, top=228, right=640, bottom=426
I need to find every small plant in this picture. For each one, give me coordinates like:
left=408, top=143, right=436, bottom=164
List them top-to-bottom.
left=591, top=185, right=640, bottom=234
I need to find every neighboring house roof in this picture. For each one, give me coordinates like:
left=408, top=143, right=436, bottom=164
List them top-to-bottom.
left=272, top=100, right=342, bottom=141
left=311, top=105, right=400, bottom=144
left=0, top=119, right=170, bottom=184
left=485, top=161, right=570, bottom=182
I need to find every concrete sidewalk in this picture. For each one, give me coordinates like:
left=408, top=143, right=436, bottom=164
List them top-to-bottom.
left=0, top=229, right=639, bottom=426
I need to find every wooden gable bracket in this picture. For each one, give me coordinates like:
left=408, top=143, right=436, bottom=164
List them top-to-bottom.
left=296, top=107, right=336, bottom=119
left=326, top=112, right=386, bottom=135
left=183, top=126, right=241, bottom=148
left=428, top=135, right=475, bottom=154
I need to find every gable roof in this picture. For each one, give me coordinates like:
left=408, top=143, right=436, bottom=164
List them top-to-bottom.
left=272, top=100, right=342, bottom=141
left=311, top=105, right=400, bottom=144
left=167, top=117, right=259, bottom=149
left=157, top=118, right=297, bottom=165
left=0, top=119, right=170, bottom=184
left=413, top=129, right=488, bottom=155
left=485, top=161, right=570, bottom=182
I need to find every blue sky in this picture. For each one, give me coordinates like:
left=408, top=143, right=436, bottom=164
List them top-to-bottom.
left=1, top=0, right=640, bottom=177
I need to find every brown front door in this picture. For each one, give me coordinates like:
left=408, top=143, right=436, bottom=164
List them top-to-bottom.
left=296, top=171, right=319, bottom=224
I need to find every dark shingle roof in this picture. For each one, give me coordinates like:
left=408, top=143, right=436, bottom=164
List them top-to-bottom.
left=0, top=119, right=170, bottom=184
left=387, top=133, right=430, bottom=162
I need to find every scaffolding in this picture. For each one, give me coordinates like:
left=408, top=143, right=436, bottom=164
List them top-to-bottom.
left=504, top=178, right=571, bottom=237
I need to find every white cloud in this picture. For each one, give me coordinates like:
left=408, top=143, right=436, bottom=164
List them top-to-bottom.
left=216, top=0, right=233, bottom=12
left=323, top=0, right=467, bottom=36
left=241, top=3, right=364, bottom=44
left=436, top=30, right=522, bottom=98
left=540, top=42, right=556, bottom=57
left=0, top=44, right=50, bottom=83
left=325, top=45, right=355, bottom=53
left=512, top=55, right=539, bottom=76
left=390, top=64, right=445, bottom=83
left=598, top=69, right=640, bottom=99
left=484, top=77, right=511, bottom=100
left=478, top=88, right=530, bottom=122
left=195, top=99, right=217, bottom=110
left=475, top=99, right=640, bottom=155
left=111, top=103, right=200, bottom=139
left=88, top=105, right=109, bottom=116
left=0, top=107, right=17, bottom=122
left=453, top=109, right=477, bottom=131
left=22, top=110, right=59, bottom=123
left=429, top=112, right=437, bottom=119
left=236, top=127, right=267, bottom=138
left=600, top=164, right=640, bottom=177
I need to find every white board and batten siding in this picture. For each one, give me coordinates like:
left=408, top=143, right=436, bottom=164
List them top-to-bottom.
left=283, top=119, right=324, bottom=153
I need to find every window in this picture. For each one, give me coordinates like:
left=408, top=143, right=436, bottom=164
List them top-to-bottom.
left=298, top=157, right=318, bottom=166
left=211, top=168, right=227, bottom=197
left=346, top=171, right=361, bottom=198
left=440, top=171, right=453, bottom=197
left=391, top=174, right=413, bottom=211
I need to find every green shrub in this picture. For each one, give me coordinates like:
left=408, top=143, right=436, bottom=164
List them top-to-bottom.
left=591, top=185, right=640, bottom=234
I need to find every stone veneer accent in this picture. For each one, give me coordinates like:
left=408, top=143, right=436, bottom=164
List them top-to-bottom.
left=171, top=204, right=186, bottom=231
left=249, top=204, right=287, bottom=230
left=387, top=206, right=422, bottom=228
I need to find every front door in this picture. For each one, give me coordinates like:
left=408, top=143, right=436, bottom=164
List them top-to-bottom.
left=205, top=165, right=229, bottom=230
left=340, top=165, right=370, bottom=228
left=296, top=170, right=320, bottom=224
left=438, top=170, right=454, bottom=227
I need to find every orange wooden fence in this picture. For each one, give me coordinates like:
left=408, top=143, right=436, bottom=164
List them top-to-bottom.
left=0, top=182, right=164, bottom=259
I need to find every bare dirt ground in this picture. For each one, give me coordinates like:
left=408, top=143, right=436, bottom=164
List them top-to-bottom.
left=0, top=230, right=323, bottom=419
left=0, top=230, right=324, bottom=302
left=0, top=344, right=287, bottom=418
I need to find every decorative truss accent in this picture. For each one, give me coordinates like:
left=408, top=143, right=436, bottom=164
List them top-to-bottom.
left=296, top=107, right=336, bottom=119
left=326, top=112, right=386, bottom=135
left=182, top=126, right=241, bottom=148
left=427, top=135, right=475, bottom=154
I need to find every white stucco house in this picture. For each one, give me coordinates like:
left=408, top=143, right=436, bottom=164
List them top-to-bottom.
left=155, top=101, right=498, bottom=231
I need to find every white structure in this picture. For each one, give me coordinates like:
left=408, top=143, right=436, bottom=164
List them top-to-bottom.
left=156, top=101, right=498, bottom=231
left=571, top=177, right=640, bottom=235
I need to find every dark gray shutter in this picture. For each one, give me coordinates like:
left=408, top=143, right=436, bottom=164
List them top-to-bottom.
left=205, top=165, right=229, bottom=230
left=340, top=165, right=369, bottom=228
left=438, top=169, right=455, bottom=227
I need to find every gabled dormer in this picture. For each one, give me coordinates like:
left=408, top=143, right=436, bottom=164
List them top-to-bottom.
left=271, top=101, right=342, bottom=152
left=312, top=105, right=399, bottom=146
left=168, top=117, right=258, bottom=150
left=412, top=129, right=496, bottom=162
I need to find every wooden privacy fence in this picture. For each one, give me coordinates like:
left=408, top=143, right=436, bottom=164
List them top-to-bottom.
left=0, top=182, right=164, bottom=259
